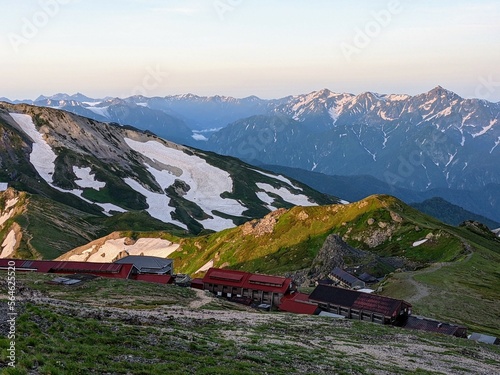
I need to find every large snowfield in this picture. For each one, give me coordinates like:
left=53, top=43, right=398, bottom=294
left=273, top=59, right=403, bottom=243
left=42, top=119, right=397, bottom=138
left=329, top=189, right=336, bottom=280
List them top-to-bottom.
left=9, top=113, right=124, bottom=215
left=125, top=138, right=247, bottom=231
left=68, top=237, right=180, bottom=262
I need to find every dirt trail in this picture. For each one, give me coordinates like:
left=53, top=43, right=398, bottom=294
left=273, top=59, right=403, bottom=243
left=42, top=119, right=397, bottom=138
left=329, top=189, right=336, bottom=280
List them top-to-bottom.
left=405, top=244, right=473, bottom=304
left=405, top=262, right=445, bottom=303
left=188, top=288, right=215, bottom=309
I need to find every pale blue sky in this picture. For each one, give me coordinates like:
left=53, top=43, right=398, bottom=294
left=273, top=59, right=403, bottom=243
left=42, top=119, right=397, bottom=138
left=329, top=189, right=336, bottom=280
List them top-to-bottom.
left=1, top=0, right=499, bottom=100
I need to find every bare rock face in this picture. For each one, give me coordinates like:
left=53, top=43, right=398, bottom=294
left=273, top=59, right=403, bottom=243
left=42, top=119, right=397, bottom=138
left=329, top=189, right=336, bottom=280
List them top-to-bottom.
left=241, top=208, right=286, bottom=237
left=307, top=234, right=367, bottom=280
left=123, top=237, right=136, bottom=246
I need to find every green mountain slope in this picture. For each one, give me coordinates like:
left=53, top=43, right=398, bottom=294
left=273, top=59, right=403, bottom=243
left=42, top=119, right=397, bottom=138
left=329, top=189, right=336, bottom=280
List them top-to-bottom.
left=171, top=195, right=486, bottom=276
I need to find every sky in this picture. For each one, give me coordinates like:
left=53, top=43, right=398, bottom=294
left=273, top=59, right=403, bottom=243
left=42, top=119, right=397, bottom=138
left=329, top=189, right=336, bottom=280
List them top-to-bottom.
left=1, top=0, right=499, bottom=101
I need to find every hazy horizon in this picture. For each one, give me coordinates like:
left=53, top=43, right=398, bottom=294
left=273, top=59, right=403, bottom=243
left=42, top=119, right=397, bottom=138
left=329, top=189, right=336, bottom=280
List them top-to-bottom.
left=2, top=0, right=499, bottom=101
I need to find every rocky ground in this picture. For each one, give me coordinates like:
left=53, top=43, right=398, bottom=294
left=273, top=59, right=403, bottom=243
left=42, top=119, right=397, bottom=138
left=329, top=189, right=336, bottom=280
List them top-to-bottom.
left=1, top=275, right=499, bottom=375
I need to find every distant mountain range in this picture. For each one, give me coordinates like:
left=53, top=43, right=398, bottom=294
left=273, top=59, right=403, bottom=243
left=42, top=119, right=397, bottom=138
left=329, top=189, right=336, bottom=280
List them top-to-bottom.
left=2, top=86, right=498, bottom=223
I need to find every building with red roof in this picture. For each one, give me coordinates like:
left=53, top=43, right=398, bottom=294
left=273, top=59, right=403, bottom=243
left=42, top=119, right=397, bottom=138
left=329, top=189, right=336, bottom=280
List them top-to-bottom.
left=0, top=257, right=173, bottom=284
left=0, top=259, right=134, bottom=279
left=202, top=267, right=296, bottom=308
left=309, top=284, right=411, bottom=325
left=279, top=292, right=319, bottom=315
left=403, top=316, right=467, bottom=337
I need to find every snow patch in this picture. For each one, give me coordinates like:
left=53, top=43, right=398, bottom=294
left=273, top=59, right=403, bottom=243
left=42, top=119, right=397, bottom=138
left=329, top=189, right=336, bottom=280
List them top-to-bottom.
left=328, top=95, right=352, bottom=124
left=421, top=97, right=437, bottom=111
left=82, top=101, right=102, bottom=107
left=136, top=102, right=148, bottom=107
left=85, top=106, right=110, bottom=118
left=436, top=107, right=452, bottom=117
left=379, top=110, right=394, bottom=121
left=10, top=113, right=58, bottom=185
left=472, top=119, right=497, bottom=138
left=192, top=133, right=208, bottom=141
left=490, top=137, right=500, bottom=154
left=125, top=138, right=247, bottom=231
left=445, top=151, right=457, bottom=167
left=73, top=166, right=106, bottom=189
left=249, top=169, right=303, bottom=191
left=123, top=177, right=185, bottom=229
left=256, top=183, right=314, bottom=207
left=256, top=191, right=278, bottom=211
left=0, top=197, right=20, bottom=228
left=340, top=199, right=350, bottom=204
left=0, top=229, right=17, bottom=258
left=72, top=238, right=180, bottom=263
left=412, top=239, right=429, bottom=247
left=196, top=259, right=214, bottom=274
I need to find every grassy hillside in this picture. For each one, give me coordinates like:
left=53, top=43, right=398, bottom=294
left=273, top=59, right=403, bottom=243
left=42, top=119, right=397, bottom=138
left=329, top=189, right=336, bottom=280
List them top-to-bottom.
left=171, top=195, right=481, bottom=276
left=380, top=221, right=500, bottom=336
left=1, top=272, right=498, bottom=375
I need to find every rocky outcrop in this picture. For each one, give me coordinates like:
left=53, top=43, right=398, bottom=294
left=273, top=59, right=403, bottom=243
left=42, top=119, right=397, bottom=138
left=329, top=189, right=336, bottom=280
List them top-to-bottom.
left=241, top=208, right=286, bottom=237
left=290, top=234, right=371, bottom=286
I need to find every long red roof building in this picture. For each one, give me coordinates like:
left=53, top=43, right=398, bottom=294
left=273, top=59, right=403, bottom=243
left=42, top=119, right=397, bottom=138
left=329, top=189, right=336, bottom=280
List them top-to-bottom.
left=202, top=267, right=295, bottom=307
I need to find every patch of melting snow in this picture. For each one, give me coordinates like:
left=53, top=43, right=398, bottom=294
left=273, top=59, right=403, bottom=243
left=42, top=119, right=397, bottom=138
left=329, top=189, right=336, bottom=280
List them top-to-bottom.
left=85, top=106, right=110, bottom=118
left=9, top=113, right=58, bottom=184
left=472, top=119, right=497, bottom=138
left=490, top=137, right=500, bottom=154
left=125, top=138, right=248, bottom=231
left=73, top=166, right=106, bottom=189
left=249, top=169, right=303, bottom=191
left=123, top=177, right=186, bottom=229
left=256, top=183, right=314, bottom=207
left=256, top=191, right=278, bottom=211
left=0, top=198, right=19, bottom=228
left=0, top=229, right=17, bottom=258
left=73, top=238, right=180, bottom=263
left=412, top=239, right=429, bottom=247
left=195, top=259, right=214, bottom=274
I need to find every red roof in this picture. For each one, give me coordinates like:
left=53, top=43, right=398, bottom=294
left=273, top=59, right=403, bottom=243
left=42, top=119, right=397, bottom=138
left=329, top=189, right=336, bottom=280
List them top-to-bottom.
left=0, top=259, right=133, bottom=279
left=202, top=268, right=292, bottom=294
left=133, top=274, right=173, bottom=284
left=309, top=285, right=411, bottom=318
left=279, top=293, right=318, bottom=315
left=353, top=294, right=404, bottom=317
left=403, top=316, right=467, bottom=337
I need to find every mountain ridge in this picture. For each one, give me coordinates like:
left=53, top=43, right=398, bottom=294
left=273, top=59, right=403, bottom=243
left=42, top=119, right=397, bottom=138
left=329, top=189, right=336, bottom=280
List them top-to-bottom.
left=0, top=103, right=336, bottom=259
